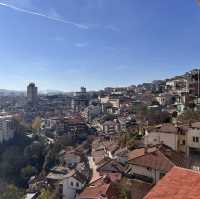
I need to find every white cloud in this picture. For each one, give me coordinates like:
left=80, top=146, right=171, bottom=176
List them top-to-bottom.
left=5, top=0, right=33, bottom=9
left=0, top=2, right=89, bottom=29
left=75, top=42, right=88, bottom=48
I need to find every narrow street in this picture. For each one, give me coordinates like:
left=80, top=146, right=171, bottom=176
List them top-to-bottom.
left=88, top=156, right=101, bottom=183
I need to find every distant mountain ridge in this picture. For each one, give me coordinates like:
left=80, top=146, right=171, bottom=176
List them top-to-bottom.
left=0, top=89, right=25, bottom=96
left=0, top=89, right=65, bottom=96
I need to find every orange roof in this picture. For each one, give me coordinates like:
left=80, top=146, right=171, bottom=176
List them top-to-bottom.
left=128, top=145, right=189, bottom=172
left=128, top=148, right=145, bottom=161
left=145, top=167, right=200, bottom=199
left=78, top=177, right=111, bottom=199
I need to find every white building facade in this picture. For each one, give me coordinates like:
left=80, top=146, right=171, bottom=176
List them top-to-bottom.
left=0, top=114, right=16, bottom=143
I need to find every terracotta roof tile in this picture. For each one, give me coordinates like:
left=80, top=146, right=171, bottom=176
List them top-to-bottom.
left=128, top=145, right=189, bottom=172
left=128, top=148, right=145, bottom=161
left=129, top=150, right=174, bottom=172
left=145, top=167, right=200, bottom=199
left=78, top=177, right=113, bottom=199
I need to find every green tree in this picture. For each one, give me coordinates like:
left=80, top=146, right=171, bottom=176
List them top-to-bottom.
left=24, top=141, right=46, bottom=170
left=43, top=142, right=63, bottom=171
left=20, top=165, right=38, bottom=182
left=0, top=185, right=24, bottom=199
left=119, top=186, right=131, bottom=199
left=38, top=189, right=51, bottom=199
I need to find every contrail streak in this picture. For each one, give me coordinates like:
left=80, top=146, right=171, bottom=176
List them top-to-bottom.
left=0, top=2, right=89, bottom=29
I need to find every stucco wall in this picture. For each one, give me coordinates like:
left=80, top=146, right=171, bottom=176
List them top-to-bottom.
left=145, top=131, right=178, bottom=151
left=129, top=164, right=161, bottom=183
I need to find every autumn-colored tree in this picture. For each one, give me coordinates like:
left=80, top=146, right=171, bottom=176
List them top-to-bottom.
left=32, top=117, right=41, bottom=130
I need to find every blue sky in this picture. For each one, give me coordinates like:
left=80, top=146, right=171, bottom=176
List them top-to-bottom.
left=0, top=0, right=200, bottom=91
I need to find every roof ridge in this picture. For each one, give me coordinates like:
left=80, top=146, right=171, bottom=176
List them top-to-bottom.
left=157, top=150, right=175, bottom=169
left=173, top=166, right=200, bottom=174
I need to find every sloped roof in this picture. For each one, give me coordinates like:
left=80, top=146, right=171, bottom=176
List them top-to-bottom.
left=191, top=122, right=200, bottom=129
left=159, top=123, right=178, bottom=134
left=128, top=145, right=189, bottom=172
left=159, top=145, right=189, bottom=168
left=114, top=147, right=128, bottom=157
left=128, top=148, right=145, bottom=161
left=129, top=150, right=174, bottom=172
left=97, top=159, right=125, bottom=173
left=144, top=167, right=200, bottom=199
left=73, top=171, right=88, bottom=184
left=78, top=177, right=111, bottom=199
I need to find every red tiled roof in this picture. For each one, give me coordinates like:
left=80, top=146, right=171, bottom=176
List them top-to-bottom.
left=128, top=145, right=189, bottom=172
left=159, top=145, right=189, bottom=168
left=128, top=148, right=145, bottom=161
left=129, top=150, right=174, bottom=172
left=145, top=167, right=200, bottom=199
left=78, top=177, right=111, bottom=199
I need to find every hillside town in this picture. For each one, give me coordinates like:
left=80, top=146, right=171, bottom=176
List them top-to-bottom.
left=1, top=69, right=200, bottom=198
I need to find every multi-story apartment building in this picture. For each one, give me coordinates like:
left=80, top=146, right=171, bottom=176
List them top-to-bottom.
left=187, top=69, right=200, bottom=98
left=166, top=77, right=189, bottom=94
left=27, top=83, right=38, bottom=104
left=71, top=87, right=89, bottom=112
left=81, top=104, right=102, bottom=122
left=0, top=113, right=16, bottom=143
left=144, top=122, right=200, bottom=157
left=186, top=122, right=200, bottom=156
left=144, top=124, right=189, bottom=153
left=144, top=124, right=179, bottom=151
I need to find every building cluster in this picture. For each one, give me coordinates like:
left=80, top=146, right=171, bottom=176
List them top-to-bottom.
left=2, top=69, right=200, bottom=199
left=74, top=133, right=190, bottom=199
left=27, top=143, right=91, bottom=199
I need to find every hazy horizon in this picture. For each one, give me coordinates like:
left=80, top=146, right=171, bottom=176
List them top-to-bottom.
left=0, top=0, right=200, bottom=91
left=0, top=68, right=198, bottom=92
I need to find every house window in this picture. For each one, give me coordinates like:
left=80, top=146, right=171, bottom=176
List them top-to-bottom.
left=193, top=137, right=199, bottom=143
left=182, top=140, right=185, bottom=145
left=147, top=167, right=152, bottom=171
left=71, top=182, right=74, bottom=187
left=76, top=182, right=79, bottom=187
